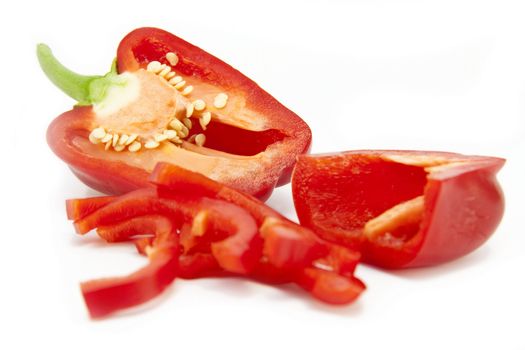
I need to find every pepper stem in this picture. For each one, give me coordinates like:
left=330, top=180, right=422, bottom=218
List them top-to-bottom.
left=37, top=43, right=104, bottom=105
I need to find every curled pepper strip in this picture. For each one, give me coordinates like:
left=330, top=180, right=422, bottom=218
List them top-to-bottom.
left=179, top=198, right=262, bottom=274
left=81, top=216, right=179, bottom=319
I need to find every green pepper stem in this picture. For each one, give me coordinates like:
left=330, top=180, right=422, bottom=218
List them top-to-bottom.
left=37, top=43, right=104, bottom=105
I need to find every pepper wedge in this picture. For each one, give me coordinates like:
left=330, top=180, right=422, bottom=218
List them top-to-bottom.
left=291, top=150, right=505, bottom=268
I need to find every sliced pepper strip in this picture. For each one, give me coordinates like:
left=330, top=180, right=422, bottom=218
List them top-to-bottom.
left=66, top=195, right=116, bottom=221
left=81, top=216, right=178, bottom=319
left=297, top=268, right=366, bottom=305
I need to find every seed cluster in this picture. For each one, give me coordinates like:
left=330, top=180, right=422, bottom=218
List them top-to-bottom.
left=89, top=52, right=229, bottom=152
left=89, top=127, right=186, bottom=152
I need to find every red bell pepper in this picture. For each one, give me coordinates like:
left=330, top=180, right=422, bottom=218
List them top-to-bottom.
left=38, top=27, right=311, bottom=200
left=291, top=150, right=505, bottom=268
left=68, top=162, right=365, bottom=317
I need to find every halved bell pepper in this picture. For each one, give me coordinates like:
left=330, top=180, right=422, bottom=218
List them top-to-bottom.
left=38, top=27, right=311, bottom=200
left=291, top=150, right=505, bottom=268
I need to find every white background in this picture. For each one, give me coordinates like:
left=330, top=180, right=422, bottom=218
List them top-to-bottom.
left=1, top=0, right=524, bottom=349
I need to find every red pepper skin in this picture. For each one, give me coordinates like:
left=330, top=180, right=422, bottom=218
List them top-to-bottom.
left=47, top=28, right=311, bottom=200
left=292, top=150, right=505, bottom=269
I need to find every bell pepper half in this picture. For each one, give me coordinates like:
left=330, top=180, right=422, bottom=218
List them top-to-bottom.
left=38, top=27, right=311, bottom=200
left=291, top=150, right=505, bottom=269
left=68, top=162, right=365, bottom=318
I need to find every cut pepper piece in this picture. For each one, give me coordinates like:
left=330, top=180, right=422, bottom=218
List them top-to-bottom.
left=38, top=27, right=311, bottom=200
left=292, top=150, right=505, bottom=268
left=66, top=196, right=116, bottom=221
left=81, top=216, right=178, bottom=318
left=260, top=217, right=329, bottom=270
left=297, top=268, right=366, bottom=305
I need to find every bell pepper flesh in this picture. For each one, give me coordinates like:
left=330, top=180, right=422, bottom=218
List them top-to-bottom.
left=39, top=28, right=312, bottom=200
left=291, top=150, right=505, bottom=268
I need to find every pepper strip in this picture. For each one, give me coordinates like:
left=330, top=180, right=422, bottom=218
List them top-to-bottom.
left=81, top=215, right=178, bottom=318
